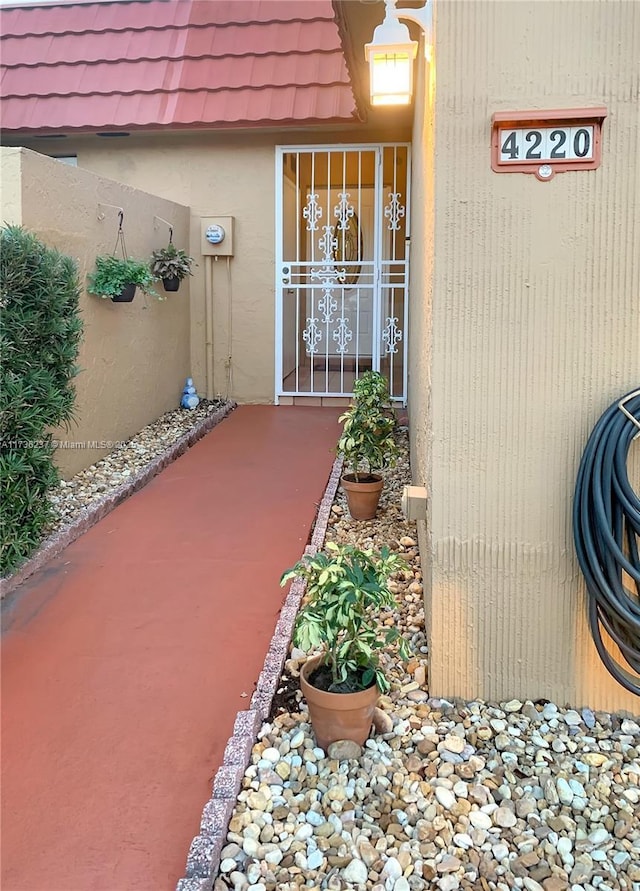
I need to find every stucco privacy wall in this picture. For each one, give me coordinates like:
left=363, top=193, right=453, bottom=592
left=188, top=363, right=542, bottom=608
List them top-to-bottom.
left=412, top=0, right=640, bottom=712
left=28, top=128, right=411, bottom=403
left=55, top=133, right=287, bottom=403
left=0, top=147, right=191, bottom=477
left=0, top=148, right=21, bottom=221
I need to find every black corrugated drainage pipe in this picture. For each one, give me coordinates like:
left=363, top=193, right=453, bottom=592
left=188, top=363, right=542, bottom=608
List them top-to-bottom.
left=573, top=388, right=640, bottom=696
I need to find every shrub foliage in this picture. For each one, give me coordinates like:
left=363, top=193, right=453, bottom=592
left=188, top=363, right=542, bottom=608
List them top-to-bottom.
left=0, top=225, right=83, bottom=575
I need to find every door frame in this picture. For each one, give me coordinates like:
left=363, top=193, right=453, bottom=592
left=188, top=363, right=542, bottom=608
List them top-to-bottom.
left=274, top=143, right=411, bottom=404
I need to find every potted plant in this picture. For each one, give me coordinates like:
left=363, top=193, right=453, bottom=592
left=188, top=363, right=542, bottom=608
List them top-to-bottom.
left=149, top=244, right=195, bottom=292
left=87, top=255, right=159, bottom=302
left=352, top=369, right=395, bottom=412
left=337, top=371, right=398, bottom=519
left=281, top=542, right=408, bottom=749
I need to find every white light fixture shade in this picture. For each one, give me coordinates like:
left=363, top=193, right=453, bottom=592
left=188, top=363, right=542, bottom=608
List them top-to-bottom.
left=365, top=1, right=433, bottom=106
left=365, top=16, right=418, bottom=106
left=367, top=48, right=416, bottom=105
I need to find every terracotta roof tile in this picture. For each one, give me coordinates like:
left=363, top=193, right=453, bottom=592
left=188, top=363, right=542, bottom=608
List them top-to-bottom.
left=0, top=0, right=358, bottom=133
left=1, top=20, right=342, bottom=67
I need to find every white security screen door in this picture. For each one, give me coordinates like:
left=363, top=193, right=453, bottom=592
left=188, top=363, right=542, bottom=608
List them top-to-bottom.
left=275, top=145, right=410, bottom=403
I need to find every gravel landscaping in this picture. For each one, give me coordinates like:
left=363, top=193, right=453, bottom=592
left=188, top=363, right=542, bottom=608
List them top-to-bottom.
left=46, top=398, right=230, bottom=534
left=9, top=408, right=637, bottom=891
left=209, top=429, right=640, bottom=891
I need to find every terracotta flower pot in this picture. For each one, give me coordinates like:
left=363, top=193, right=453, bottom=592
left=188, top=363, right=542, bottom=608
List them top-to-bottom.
left=340, top=473, right=384, bottom=520
left=300, top=655, right=380, bottom=750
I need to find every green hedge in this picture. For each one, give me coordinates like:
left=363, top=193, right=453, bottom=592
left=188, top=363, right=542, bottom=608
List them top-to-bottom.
left=0, top=225, right=83, bottom=576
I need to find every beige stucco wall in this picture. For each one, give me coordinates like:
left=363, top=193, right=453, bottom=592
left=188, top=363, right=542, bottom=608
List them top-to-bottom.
left=410, top=1, right=640, bottom=712
left=408, top=55, right=434, bottom=510
left=408, top=55, right=436, bottom=640
left=22, top=127, right=411, bottom=404
left=78, top=134, right=278, bottom=403
left=1, top=147, right=191, bottom=477
left=0, top=148, right=22, bottom=220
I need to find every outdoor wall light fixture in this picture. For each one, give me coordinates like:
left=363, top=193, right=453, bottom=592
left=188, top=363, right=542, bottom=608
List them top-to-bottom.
left=364, top=0, right=433, bottom=106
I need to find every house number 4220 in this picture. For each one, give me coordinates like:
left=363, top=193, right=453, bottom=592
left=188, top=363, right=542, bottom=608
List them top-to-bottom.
left=499, top=125, right=594, bottom=163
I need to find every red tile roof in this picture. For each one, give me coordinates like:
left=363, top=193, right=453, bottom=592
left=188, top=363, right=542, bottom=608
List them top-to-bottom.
left=0, top=0, right=359, bottom=133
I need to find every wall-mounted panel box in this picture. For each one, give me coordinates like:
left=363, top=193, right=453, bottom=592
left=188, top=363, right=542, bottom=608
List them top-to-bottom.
left=200, top=216, right=234, bottom=256
left=401, top=485, right=428, bottom=522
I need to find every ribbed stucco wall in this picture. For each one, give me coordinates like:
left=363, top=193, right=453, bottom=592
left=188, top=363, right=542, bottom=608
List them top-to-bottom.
left=416, top=0, right=640, bottom=712
left=408, top=54, right=434, bottom=517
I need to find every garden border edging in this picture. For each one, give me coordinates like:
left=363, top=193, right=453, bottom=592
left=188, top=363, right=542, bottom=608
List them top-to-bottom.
left=0, top=402, right=237, bottom=600
left=175, top=456, right=344, bottom=891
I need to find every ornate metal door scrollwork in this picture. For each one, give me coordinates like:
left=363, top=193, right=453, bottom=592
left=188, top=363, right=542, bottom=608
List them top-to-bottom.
left=278, top=145, right=410, bottom=400
left=333, top=193, right=363, bottom=288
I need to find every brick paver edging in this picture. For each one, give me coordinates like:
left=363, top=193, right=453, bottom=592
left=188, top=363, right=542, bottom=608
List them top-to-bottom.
left=0, top=402, right=237, bottom=601
left=176, top=455, right=344, bottom=891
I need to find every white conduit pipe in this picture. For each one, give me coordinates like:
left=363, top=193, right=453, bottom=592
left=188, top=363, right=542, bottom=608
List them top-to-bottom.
left=204, top=255, right=215, bottom=400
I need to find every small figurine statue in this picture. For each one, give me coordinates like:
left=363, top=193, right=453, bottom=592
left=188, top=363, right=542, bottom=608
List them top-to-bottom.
left=180, top=377, right=200, bottom=410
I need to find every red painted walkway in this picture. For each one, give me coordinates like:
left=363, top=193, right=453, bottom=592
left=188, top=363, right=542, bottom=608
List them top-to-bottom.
left=1, top=406, right=340, bottom=891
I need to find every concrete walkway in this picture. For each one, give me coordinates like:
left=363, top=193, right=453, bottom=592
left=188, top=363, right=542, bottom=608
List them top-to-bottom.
left=1, top=406, right=341, bottom=891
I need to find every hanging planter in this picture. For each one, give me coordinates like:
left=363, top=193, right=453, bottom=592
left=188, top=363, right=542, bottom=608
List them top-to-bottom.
left=87, top=211, right=159, bottom=302
left=149, top=232, right=195, bottom=293
left=87, top=256, right=158, bottom=302
left=162, top=276, right=180, bottom=292
left=111, top=281, right=136, bottom=303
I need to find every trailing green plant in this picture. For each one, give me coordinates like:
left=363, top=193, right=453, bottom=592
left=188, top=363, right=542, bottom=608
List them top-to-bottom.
left=0, top=225, right=83, bottom=576
left=149, top=244, right=195, bottom=282
left=87, top=255, right=159, bottom=300
left=337, top=372, right=398, bottom=481
left=280, top=542, right=409, bottom=693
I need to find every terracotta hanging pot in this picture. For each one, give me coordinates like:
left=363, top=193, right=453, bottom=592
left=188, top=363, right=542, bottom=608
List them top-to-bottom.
left=340, top=473, right=384, bottom=520
left=300, top=655, right=380, bottom=750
